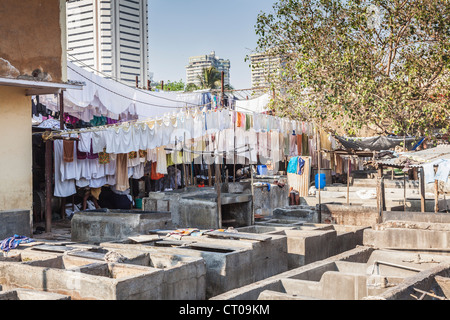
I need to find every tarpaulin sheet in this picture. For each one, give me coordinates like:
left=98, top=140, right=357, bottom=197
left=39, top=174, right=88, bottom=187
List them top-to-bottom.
left=335, top=135, right=419, bottom=151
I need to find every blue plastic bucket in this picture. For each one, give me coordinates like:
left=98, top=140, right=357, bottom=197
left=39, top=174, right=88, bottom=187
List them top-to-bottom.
left=315, top=173, right=326, bottom=189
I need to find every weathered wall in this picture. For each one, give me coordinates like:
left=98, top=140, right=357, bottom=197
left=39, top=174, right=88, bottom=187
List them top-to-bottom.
left=0, top=0, right=66, bottom=82
left=0, top=86, right=32, bottom=212
left=0, top=210, right=32, bottom=239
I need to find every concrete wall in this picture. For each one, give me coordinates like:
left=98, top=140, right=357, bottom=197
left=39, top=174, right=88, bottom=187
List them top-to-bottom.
left=0, top=0, right=66, bottom=82
left=0, top=86, right=32, bottom=212
left=253, top=184, right=289, bottom=216
left=320, top=204, right=381, bottom=226
left=0, top=210, right=32, bottom=239
left=71, top=210, right=173, bottom=243
left=363, top=220, right=450, bottom=250
left=101, top=232, right=289, bottom=299
left=210, top=246, right=375, bottom=300
left=0, top=258, right=166, bottom=300
left=366, top=263, right=450, bottom=300
left=0, top=288, right=70, bottom=300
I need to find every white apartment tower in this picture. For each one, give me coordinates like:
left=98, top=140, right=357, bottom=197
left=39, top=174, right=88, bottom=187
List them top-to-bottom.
left=66, top=0, right=150, bottom=87
left=186, top=51, right=231, bottom=88
left=250, top=51, right=282, bottom=89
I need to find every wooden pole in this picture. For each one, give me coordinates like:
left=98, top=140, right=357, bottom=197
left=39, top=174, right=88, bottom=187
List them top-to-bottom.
left=221, top=71, right=225, bottom=107
left=59, top=91, right=64, bottom=131
left=59, top=91, right=65, bottom=220
left=233, top=110, right=236, bottom=182
left=317, top=126, right=322, bottom=223
left=45, top=129, right=52, bottom=233
left=174, top=140, right=178, bottom=190
left=248, top=143, right=255, bottom=225
left=347, top=156, right=350, bottom=204
left=215, top=162, right=222, bottom=229
left=208, top=165, right=212, bottom=187
left=434, top=165, right=439, bottom=213
left=379, top=166, right=386, bottom=214
left=419, top=167, right=426, bottom=212
left=404, top=172, right=407, bottom=212
left=435, top=180, right=439, bottom=213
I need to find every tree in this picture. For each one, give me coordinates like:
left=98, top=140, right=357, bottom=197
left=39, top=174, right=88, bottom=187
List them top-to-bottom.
left=255, top=0, right=450, bottom=137
left=197, top=66, right=222, bottom=90
left=163, top=79, right=186, bottom=91
left=185, top=83, right=199, bottom=92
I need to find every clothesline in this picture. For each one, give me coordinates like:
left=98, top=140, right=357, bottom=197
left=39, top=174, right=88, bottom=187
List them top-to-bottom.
left=41, top=105, right=302, bottom=142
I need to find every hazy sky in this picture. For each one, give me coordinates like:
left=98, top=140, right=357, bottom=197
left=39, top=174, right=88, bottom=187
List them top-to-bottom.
left=148, top=0, right=276, bottom=89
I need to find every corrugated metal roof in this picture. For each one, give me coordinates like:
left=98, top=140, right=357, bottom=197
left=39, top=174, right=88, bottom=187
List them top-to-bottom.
left=374, top=145, right=450, bottom=167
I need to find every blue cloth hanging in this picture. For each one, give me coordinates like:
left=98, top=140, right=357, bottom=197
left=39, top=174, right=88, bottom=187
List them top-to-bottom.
left=287, top=156, right=299, bottom=174
left=298, top=157, right=305, bottom=175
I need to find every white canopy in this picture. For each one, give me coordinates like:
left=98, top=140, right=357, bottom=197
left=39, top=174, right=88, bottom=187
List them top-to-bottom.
left=40, top=61, right=210, bottom=121
left=235, top=93, right=270, bottom=113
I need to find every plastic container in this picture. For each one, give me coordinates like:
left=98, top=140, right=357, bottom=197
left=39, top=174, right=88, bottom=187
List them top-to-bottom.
left=257, top=165, right=268, bottom=175
left=315, top=173, right=326, bottom=189
left=135, top=198, right=142, bottom=209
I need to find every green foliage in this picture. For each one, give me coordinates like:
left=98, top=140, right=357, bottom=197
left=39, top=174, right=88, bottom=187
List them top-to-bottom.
left=255, top=0, right=450, bottom=136
left=197, top=66, right=222, bottom=90
left=163, top=79, right=186, bottom=92
left=185, top=83, right=199, bottom=92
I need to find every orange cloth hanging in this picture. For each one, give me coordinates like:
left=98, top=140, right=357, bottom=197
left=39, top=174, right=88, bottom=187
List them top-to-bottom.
left=296, top=134, right=303, bottom=156
left=151, top=161, right=164, bottom=180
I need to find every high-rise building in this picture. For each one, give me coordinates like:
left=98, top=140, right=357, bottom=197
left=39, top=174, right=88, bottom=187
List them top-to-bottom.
left=66, top=0, right=150, bottom=87
left=185, top=51, right=230, bottom=88
left=250, top=51, right=282, bottom=89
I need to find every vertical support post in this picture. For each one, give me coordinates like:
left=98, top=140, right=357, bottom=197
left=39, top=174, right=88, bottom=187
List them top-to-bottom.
left=221, top=71, right=225, bottom=107
left=135, top=76, right=139, bottom=88
left=148, top=80, right=151, bottom=91
left=161, top=81, right=164, bottom=90
left=59, top=91, right=64, bottom=131
left=233, top=110, right=236, bottom=182
left=317, top=127, right=322, bottom=223
left=45, top=130, right=52, bottom=233
left=174, top=140, right=178, bottom=190
left=249, top=144, right=255, bottom=226
left=347, top=156, right=350, bottom=204
left=215, top=163, right=222, bottom=229
left=208, top=165, right=212, bottom=187
left=434, top=165, right=439, bottom=213
left=380, top=166, right=386, bottom=213
left=419, top=166, right=426, bottom=212
left=404, top=172, right=407, bottom=212
left=435, top=180, right=439, bottom=213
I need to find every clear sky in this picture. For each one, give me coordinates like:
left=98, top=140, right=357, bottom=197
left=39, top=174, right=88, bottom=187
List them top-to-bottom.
left=148, top=0, right=276, bottom=90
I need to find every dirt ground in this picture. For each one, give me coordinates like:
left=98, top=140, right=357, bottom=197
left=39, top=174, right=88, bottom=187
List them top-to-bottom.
left=32, top=219, right=72, bottom=241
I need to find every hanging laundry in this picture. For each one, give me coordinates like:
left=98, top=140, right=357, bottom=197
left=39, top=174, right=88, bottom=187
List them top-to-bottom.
left=236, top=112, right=244, bottom=127
left=78, top=131, right=92, bottom=153
left=271, top=131, right=281, bottom=165
left=289, top=132, right=298, bottom=157
left=296, top=134, right=303, bottom=156
left=302, top=134, right=309, bottom=156
left=54, top=140, right=76, bottom=197
left=63, top=140, right=74, bottom=162
left=76, top=141, right=87, bottom=160
left=156, top=146, right=168, bottom=175
left=98, top=148, right=110, bottom=165
left=115, top=153, right=130, bottom=192
left=287, top=157, right=298, bottom=174
left=151, top=161, right=165, bottom=180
